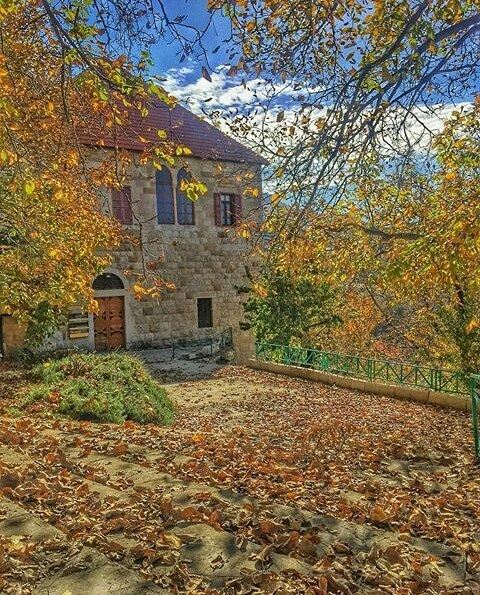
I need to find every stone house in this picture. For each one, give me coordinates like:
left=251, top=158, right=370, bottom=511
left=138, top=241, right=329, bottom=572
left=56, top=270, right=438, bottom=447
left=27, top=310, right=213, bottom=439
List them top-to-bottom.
left=0, top=101, right=265, bottom=358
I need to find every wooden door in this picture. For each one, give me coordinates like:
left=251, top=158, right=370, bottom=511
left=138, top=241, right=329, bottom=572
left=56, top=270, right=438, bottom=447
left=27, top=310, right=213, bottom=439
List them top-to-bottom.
left=94, top=296, right=126, bottom=351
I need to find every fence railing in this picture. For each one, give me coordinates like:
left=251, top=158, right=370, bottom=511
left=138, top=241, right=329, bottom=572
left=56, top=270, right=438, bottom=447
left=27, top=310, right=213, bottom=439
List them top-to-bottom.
left=172, top=327, right=233, bottom=359
left=255, top=342, right=468, bottom=395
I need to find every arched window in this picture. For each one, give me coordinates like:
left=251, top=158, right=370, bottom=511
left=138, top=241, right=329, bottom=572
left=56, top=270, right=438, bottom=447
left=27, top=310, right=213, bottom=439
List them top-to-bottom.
left=156, top=168, right=175, bottom=224
left=176, top=168, right=195, bottom=226
left=92, top=273, right=124, bottom=290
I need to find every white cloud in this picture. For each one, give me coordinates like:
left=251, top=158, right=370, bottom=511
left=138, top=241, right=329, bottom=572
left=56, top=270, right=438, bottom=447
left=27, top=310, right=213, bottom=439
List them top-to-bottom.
left=161, top=65, right=473, bottom=181
left=162, top=65, right=309, bottom=115
left=163, top=65, right=470, bottom=133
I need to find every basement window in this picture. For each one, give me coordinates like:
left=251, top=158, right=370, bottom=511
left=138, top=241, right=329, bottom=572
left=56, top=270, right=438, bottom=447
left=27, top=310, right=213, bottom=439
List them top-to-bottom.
left=197, top=298, right=213, bottom=328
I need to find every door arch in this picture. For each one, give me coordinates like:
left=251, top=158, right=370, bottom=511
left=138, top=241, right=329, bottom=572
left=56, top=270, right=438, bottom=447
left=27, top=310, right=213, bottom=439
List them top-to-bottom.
left=93, top=272, right=124, bottom=291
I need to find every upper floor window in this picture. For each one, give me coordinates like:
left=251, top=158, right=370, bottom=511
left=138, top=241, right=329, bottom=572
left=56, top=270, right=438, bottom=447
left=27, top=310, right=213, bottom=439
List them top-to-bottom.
left=156, top=168, right=175, bottom=225
left=176, top=168, right=195, bottom=226
left=111, top=186, right=133, bottom=225
left=214, top=193, right=242, bottom=226
left=224, top=194, right=236, bottom=226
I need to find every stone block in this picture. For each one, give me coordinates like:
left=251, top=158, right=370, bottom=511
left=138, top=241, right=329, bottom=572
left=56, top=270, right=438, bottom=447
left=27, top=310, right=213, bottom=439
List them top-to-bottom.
left=2, top=316, right=26, bottom=356
left=346, top=378, right=367, bottom=392
left=362, top=380, right=395, bottom=397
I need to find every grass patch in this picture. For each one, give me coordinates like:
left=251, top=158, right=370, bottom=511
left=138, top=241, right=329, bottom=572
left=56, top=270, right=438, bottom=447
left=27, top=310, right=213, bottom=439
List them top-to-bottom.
left=25, top=353, right=173, bottom=425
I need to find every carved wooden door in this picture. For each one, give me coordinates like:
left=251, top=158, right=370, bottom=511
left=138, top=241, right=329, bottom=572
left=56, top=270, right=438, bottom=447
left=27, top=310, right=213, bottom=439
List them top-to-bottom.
left=93, top=296, right=126, bottom=351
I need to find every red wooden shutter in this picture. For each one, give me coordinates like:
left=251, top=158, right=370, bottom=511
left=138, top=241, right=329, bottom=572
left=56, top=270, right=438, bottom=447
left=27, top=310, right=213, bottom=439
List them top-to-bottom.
left=112, top=186, right=132, bottom=224
left=121, top=186, right=133, bottom=224
left=112, top=188, right=121, bottom=220
left=214, top=193, right=221, bottom=226
left=233, top=194, right=243, bottom=224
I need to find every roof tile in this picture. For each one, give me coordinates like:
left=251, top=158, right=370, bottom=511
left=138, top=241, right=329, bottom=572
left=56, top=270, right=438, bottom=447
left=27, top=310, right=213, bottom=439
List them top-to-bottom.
left=78, top=100, right=266, bottom=165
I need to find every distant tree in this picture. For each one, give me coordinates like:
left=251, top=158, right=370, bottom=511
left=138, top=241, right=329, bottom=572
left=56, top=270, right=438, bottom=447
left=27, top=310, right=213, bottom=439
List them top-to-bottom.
left=206, top=0, right=480, bottom=370
left=372, top=103, right=480, bottom=372
left=264, top=104, right=480, bottom=372
left=245, top=266, right=341, bottom=346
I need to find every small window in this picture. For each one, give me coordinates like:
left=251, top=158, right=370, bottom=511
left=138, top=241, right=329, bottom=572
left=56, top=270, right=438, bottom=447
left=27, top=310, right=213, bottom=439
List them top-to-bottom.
left=156, top=168, right=175, bottom=224
left=176, top=168, right=195, bottom=225
left=112, top=186, right=133, bottom=225
left=214, top=193, right=242, bottom=226
left=92, top=273, right=124, bottom=290
left=197, top=298, right=213, bottom=328
left=68, top=307, right=89, bottom=340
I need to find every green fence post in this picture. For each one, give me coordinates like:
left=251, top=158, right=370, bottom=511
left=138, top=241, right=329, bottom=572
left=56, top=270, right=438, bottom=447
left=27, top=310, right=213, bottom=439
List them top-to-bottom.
left=367, top=359, right=373, bottom=381
left=470, top=376, right=480, bottom=460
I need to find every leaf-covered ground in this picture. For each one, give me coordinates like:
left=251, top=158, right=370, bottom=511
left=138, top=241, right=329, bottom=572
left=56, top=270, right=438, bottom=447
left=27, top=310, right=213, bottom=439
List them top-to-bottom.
left=0, top=364, right=479, bottom=594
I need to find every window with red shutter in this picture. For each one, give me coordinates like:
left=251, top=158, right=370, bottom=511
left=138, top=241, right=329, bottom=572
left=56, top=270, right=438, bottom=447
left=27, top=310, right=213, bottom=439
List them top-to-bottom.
left=111, top=186, right=133, bottom=225
left=217, top=193, right=241, bottom=226
left=221, top=194, right=233, bottom=226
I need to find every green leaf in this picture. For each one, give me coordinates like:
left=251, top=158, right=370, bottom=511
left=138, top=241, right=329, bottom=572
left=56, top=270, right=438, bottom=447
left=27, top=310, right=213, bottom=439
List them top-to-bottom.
left=24, top=180, right=35, bottom=195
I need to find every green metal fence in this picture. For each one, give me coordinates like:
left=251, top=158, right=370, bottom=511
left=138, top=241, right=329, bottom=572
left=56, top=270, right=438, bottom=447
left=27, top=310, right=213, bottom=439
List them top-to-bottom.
left=255, top=342, right=469, bottom=395
left=470, top=375, right=480, bottom=459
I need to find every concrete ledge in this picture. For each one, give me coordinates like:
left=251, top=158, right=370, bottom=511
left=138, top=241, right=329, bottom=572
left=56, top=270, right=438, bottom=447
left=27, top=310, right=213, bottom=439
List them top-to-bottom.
left=247, top=359, right=471, bottom=412
left=392, top=384, right=430, bottom=403
left=428, top=391, right=470, bottom=410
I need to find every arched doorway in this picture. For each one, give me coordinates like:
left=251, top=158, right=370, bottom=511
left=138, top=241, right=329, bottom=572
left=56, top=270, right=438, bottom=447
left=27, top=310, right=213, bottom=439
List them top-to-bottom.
left=92, top=273, right=126, bottom=351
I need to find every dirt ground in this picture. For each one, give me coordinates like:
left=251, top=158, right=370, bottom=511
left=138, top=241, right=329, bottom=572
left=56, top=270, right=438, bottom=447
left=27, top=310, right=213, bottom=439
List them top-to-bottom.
left=0, top=363, right=479, bottom=594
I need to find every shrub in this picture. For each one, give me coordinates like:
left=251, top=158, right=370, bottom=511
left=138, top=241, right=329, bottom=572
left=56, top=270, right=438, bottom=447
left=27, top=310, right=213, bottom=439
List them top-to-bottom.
left=245, top=267, right=341, bottom=346
left=26, top=353, right=173, bottom=425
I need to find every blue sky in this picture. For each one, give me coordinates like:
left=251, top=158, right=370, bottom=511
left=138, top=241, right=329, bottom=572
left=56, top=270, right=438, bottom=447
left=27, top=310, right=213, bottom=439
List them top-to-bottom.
left=148, top=1, right=474, bottom=160
left=151, top=1, right=230, bottom=79
left=148, top=2, right=301, bottom=124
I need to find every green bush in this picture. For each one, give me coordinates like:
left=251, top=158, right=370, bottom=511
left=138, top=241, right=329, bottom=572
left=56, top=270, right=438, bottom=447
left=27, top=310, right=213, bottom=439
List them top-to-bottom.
left=245, top=267, right=341, bottom=346
left=26, top=353, right=173, bottom=425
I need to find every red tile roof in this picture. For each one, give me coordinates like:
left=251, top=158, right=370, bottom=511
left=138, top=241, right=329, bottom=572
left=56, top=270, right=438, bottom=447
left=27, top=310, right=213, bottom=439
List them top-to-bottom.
left=78, top=99, right=267, bottom=165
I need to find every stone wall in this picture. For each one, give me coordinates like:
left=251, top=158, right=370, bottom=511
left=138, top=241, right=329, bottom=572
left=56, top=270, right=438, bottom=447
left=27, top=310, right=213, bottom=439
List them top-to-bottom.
left=44, top=153, right=262, bottom=359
